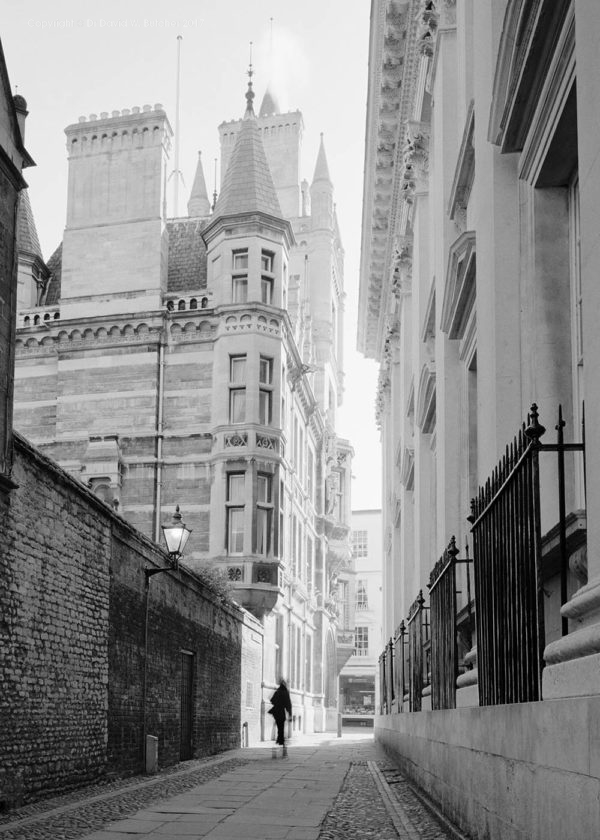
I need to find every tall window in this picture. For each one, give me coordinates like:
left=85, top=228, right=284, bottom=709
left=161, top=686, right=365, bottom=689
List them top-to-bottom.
left=232, top=249, right=248, bottom=303
left=261, top=250, right=275, bottom=305
left=229, top=355, right=246, bottom=423
left=259, top=356, right=273, bottom=425
left=307, top=446, right=315, bottom=503
left=226, top=473, right=245, bottom=554
left=256, top=473, right=273, bottom=556
left=351, top=530, right=368, bottom=559
left=306, top=535, right=314, bottom=589
left=356, top=579, right=368, bottom=610
left=339, top=580, right=350, bottom=629
left=354, top=626, right=369, bottom=657
left=305, top=633, right=312, bottom=693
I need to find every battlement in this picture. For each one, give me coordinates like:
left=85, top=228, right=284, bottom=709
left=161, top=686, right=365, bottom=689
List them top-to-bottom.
left=65, top=104, right=172, bottom=156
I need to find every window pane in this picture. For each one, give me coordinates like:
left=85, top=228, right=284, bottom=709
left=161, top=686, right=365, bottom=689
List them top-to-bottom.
left=233, top=250, right=248, bottom=269
left=261, top=251, right=273, bottom=272
left=261, top=277, right=273, bottom=304
left=233, top=278, right=248, bottom=303
left=230, top=355, right=246, bottom=383
left=259, top=356, right=272, bottom=384
left=230, top=389, right=246, bottom=423
left=259, top=389, right=272, bottom=424
left=228, top=473, right=245, bottom=502
left=257, top=474, right=271, bottom=502
left=257, top=507, right=269, bottom=555
left=228, top=508, right=244, bottom=553
left=354, top=626, right=369, bottom=656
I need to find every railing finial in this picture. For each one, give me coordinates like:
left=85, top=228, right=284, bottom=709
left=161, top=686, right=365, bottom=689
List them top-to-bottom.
left=525, top=402, right=546, bottom=442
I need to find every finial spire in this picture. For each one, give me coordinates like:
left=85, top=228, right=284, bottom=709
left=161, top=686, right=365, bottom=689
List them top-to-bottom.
left=245, top=42, right=255, bottom=116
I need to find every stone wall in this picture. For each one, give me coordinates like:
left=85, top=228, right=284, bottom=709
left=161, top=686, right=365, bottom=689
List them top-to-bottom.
left=0, top=433, right=252, bottom=807
left=375, top=700, right=600, bottom=840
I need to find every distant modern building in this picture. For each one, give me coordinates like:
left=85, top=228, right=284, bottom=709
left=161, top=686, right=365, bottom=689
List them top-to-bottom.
left=359, top=1, right=600, bottom=838
left=13, top=72, right=354, bottom=735
left=339, top=509, right=383, bottom=726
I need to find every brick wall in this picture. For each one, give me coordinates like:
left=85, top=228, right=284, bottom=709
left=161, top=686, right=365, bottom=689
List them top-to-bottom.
left=0, top=432, right=251, bottom=807
left=0, top=435, right=110, bottom=806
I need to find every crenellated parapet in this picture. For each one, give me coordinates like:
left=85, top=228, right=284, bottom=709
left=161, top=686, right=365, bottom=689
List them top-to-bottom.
left=65, top=105, right=172, bottom=158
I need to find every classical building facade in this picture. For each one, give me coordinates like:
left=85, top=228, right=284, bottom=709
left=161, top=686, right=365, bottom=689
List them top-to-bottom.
left=359, top=1, right=599, bottom=838
left=14, top=75, right=353, bottom=735
left=339, top=509, right=383, bottom=726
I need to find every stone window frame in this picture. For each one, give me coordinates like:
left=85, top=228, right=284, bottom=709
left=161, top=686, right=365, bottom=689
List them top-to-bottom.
left=226, top=471, right=246, bottom=555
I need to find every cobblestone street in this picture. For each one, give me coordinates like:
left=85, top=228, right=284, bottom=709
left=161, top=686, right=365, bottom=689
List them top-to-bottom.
left=0, top=732, right=465, bottom=840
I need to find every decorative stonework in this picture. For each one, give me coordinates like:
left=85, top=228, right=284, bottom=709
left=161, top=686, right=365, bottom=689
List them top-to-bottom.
left=224, top=431, right=248, bottom=448
left=256, top=433, right=278, bottom=452
left=227, top=566, right=243, bottom=581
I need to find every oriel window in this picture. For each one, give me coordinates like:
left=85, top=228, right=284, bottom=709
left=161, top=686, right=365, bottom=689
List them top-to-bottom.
left=229, top=355, right=246, bottom=423
left=259, top=356, right=273, bottom=425
left=226, top=472, right=245, bottom=554
left=256, top=473, right=273, bottom=556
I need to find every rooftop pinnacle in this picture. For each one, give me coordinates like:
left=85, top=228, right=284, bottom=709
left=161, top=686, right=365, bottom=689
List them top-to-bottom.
left=312, top=133, right=332, bottom=184
left=187, top=151, right=211, bottom=217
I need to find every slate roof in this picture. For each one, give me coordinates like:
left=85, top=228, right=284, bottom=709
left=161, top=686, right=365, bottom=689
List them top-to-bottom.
left=213, top=101, right=282, bottom=221
left=17, top=189, right=43, bottom=259
left=166, top=218, right=208, bottom=292
left=42, top=219, right=208, bottom=305
left=44, top=243, right=62, bottom=305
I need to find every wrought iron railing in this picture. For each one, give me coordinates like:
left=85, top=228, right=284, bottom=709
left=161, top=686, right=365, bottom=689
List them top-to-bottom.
left=377, top=403, right=585, bottom=715
left=468, top=403, right=585, bottom=706
left=428, top=537, right=472, bottom=710
left=407, top=590, right=428, bottom=711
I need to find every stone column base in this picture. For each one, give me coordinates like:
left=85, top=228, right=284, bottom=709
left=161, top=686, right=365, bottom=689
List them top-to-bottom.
left=543, top=575, right=600, bottom=698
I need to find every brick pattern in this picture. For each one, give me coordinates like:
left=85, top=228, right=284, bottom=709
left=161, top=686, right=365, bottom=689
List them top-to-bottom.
left=166, top=219, right=208, bottom=293
left=0, top=433, right=247, bottom=806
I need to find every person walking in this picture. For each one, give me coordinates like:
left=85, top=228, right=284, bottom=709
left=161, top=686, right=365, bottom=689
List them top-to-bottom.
left=269, top=679, right=292, bottom=758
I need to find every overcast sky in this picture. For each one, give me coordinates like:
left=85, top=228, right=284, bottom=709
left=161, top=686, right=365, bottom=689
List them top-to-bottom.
left=2, top=0, right=382, bottom=510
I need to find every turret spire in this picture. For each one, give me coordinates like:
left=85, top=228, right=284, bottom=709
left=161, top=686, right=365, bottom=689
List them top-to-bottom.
left=212, top=66, right=282, bottom=221
left=187, top=151, right=211, bottom=217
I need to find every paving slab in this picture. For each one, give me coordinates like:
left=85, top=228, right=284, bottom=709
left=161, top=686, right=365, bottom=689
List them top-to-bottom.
left=0, top=731, right=465, bottom=840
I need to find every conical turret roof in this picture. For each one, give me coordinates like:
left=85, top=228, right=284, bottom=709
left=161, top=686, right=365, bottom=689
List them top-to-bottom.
left=213, top=80, right=282, bottom=221
left=259, top=87, right=280, bottom=117
left=312, top=133, right=332, bottom=184
left=187, top=151, right=211, bottom=217
left=17, top=189, right=43, bottom=259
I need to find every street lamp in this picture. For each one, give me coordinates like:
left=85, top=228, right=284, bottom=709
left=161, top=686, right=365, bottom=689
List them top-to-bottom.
left=142, top=505, right=192, bottom=772
left=145, top=505, right=192, bottom=580
left=161, top=505, right=192, bottom=569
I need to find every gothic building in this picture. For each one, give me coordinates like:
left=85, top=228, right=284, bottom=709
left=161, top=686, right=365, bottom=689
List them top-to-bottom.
left=14, top=74, right=354, bottom=734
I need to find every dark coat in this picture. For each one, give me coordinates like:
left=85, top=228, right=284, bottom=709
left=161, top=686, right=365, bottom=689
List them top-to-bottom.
left=269, top=683, right=292, bottom=723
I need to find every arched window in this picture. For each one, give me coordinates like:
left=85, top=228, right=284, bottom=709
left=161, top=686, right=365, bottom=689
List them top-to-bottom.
left=190, top=298, right=197, bottom=309
left=178, top=299, right=186, bottom=311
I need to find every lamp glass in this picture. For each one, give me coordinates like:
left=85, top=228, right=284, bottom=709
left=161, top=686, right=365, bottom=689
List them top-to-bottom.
left=161, top=508, right=192, bottom=560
